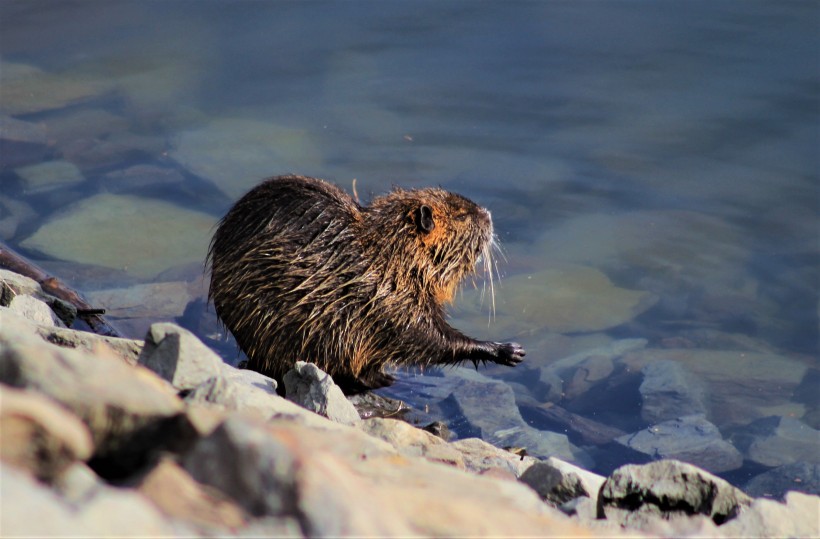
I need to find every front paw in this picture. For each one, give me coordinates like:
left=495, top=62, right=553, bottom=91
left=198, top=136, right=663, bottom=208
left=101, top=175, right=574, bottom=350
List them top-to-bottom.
left=495, top=342, right=525, bottom=366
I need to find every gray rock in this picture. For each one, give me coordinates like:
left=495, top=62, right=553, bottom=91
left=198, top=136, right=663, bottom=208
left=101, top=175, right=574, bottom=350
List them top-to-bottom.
left=0, top=115, right=49, bottom=167
left=20, top=193, right=216, bottom=279
left=0, top=268, right=77, bottom=326
left=86, top=281, right=193, bottom=322
left=7, top=294, right=65, bottom=327
left=0, top=318, right=184, bottom=461
left=138, top=322, right=225, bottom=392
left=639, top=359, right=708, bottom=424
left=284, top=361, right=360, bottom=426
left=442, top=377, right=587, bottom=466
left=0, top=385, right=93, bottom=480
left=615, top=414, right=743, bottom=473
left=729, top=416, right=820, bottom=468
left=360, top=418, right=464, bottom=467
left=448, top=437, right=538, bottom=478
left=519, top=457, right=605, bottom=506
left=597, top=459, right=753, bottom=526
left=0, top=462, right=189, bottom=537
left=53, top=462, right=104, bottom=505
left=744, top=462, right=820, bottom=500
left=719, top=491, right=820, bottom=539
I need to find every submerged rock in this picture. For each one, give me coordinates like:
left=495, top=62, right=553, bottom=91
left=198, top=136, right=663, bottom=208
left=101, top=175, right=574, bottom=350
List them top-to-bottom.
left=0, top=115, right=49, bottom=168
left=170, top=117, right=322, bottom=199
left=14, top=160, right=85, bottom=193
left=20, top=193, right=216, bottom=279
left=459, top=266, right=658, bottom=334
left=639, top=359, right=708, bottom=424
left=615, top=414, right=743, bottom=474
left=729, top=416, right=820, bottom=468
left=744, top=462, right=820, bottom=500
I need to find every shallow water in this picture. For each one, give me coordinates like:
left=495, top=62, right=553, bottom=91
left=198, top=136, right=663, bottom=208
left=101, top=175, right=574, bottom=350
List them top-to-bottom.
left=1, top=1, right=817, bottom=495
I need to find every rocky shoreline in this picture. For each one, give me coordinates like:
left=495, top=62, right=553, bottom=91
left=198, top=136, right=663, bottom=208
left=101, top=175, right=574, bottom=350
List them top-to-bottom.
left=1, top=267, right=817, bottom=538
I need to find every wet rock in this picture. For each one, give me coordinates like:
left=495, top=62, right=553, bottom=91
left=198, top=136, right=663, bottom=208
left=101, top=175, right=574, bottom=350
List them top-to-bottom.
left=0, top=61, right=113, bottom=115
left=0, top=115, right=49, bottom=168
left=170, top=117, right=322, bottom=199
left=15, top=160, right=85, bottom=193
left=101, top=164, right=186, bottom=192
left=20, top=193, right=216, bottom=279
left=86, top=281, right=194, bottom=338
left=7, top=294, right=65, bottom=327
left=0, top=320, right=185, bottom=468
left=138, top=322, right=224, bottom=392
left=621, top=348, right=809, bottom=427
left=639, top=359, right=708, bottom=424
left=284, top=361, right=361, bottom=426
left=441, top=376, right=586, bottom=465
left=0, top=385, right=93, bottom=481
left=519, top=403, right=627, bottom=446
left=615, top=414, right=743, bottom=473
left=729, top=416, right=820, bottom=468
left=360, top=417, right=464, bottom=467
left=448, top=437, right=538, bottom=477
left=519, top=457, right=605, bottom=506
left=136, top=458, right=250, bottom=533
left=597, top=459, right=753, bottom=527
left=744, top=462, right=820, bottom=500
left=719, top=491, right=820, bottom=538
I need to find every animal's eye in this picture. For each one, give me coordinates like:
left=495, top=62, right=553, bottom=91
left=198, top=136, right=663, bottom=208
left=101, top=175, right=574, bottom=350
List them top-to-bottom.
left=416, top=205, right=435, bottom=233
left=454, top=212, right=469, bottom=222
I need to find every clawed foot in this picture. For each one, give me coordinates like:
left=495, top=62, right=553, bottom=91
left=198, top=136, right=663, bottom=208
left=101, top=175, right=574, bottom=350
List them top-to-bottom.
left=471, top=341, right=526, bottom=369
left=495, top=342, right=525, bottom=366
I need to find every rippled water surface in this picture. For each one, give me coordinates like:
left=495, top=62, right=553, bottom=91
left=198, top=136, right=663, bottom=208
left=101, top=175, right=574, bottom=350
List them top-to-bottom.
left=1, top=1, right=817, bottom=495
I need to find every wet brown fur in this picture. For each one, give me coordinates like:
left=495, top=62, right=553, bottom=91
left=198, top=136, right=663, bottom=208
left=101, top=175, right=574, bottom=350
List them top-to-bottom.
left=208, top=175, right=524, bottom=394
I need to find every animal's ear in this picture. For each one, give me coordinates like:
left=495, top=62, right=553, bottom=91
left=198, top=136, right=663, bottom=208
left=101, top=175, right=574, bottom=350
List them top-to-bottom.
left=415, top=205, right=435, bottom=233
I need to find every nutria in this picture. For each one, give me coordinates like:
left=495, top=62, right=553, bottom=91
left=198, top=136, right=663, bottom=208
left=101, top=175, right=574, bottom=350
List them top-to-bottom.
left=207, top=174, right=524, bottom=394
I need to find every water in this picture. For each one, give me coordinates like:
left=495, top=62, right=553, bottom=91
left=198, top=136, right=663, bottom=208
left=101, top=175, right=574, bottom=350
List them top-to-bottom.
left=2, top=1, right=817, bottom=495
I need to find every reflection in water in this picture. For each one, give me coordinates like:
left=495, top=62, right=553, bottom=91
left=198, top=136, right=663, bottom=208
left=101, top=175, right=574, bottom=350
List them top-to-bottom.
left=1, top=1, right=817, bottom=495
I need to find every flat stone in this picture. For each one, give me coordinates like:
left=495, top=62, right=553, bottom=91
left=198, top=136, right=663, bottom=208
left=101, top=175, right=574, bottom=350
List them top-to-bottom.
left=0, top=61, right=113, bottom=115
left=0, top=115, right=49, bottom=167
left=170, top=117, right=322, bottom=199
left=15, top=160, right=85, bottom=193
left=101, top=164, right=186, bottom=192
left=20, top=193, right=216, bottom=279
left=461, top=266, right=658, bottom=334
left=86, top=282, right=193, bottom=320
left=138, top=322, right=225, bottom=392
left=639, top=359, right=708, bottom=424
left=283, top=361, right=361, bottom=426
left=0, top=385, right=93, bottom=480
left=615, top=414, right=743, bottom=473
left=729, top=416, right=820, bottom=468
left=360, top=418, right=464, bottom=467
left=519, top=457, right=606, bottom=506
left=598, top=459, right=753, bottom=527
left=744, top=462, right=820, bottom=501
